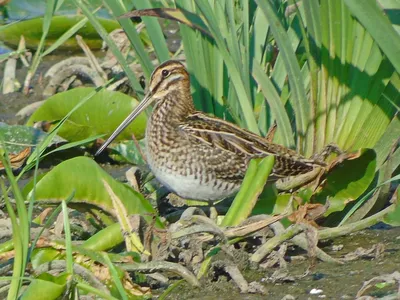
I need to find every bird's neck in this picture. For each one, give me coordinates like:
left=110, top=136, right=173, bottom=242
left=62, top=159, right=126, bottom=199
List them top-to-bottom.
left=151, top=82, right=195, bottom=124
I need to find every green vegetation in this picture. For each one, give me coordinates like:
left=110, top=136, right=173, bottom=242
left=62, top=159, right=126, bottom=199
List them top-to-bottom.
left=0, top=0, right=399, bottom=298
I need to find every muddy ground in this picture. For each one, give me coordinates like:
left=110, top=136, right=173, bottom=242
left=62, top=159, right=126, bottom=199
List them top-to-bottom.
left=166, top=227, right=400, bottom=299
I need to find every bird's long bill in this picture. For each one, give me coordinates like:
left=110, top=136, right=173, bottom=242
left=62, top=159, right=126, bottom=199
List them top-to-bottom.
left=95, top=92, right=154, bottom=155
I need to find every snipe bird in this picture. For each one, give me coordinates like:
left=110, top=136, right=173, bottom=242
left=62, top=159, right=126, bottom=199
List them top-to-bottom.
left=96, top=60, right=327, bottom=201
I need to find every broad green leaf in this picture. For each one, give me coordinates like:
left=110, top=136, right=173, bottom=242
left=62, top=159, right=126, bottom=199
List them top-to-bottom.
left=344, top=0, right=400, bottom=74
left=0, top=15, right=119, bottom=50
left=27, top=87, right=147, bottom=142
left=0, top=124, right=51, bottom=154
left=0, top=125, right=52, bottom=170
left=315, top=148, right=377, bottom=215
left=23, top=156, right=160, bottom=225
left=341, top=174, right=400, bottom=224
left=253, top=185, right=293, bottom=216
left=31, top=248, right=62, bottom=269
left=21, top=273, right=69, bottom=300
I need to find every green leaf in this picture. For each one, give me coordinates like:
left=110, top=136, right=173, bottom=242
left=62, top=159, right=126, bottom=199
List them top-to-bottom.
left=72, top=0, right=144, bottom=96
left=193, top=0, right=260, bottom=133
left=256, top=0, right=311, bottom=154
left=343, top=0, right=400, bottom=74
left=103, top=1, right=155, bottom=78
left=122, top=2, right=170, bottom=64
left=0, top=15, right=119, bottom=50
left=252, top=60, right=295, bottom=148
left=27, top=87, right=147, bottom=142
left=0, top=123, right=49, bottom=154
left=109, top=139, right=147, bottom=165
left=315, top=148, right=377, bottom=215
left=23, top=156, right=160, bottom=225
left=222, top=156, right=274, bottom=226
left=102, top=179, right=149, bottom=255
left=384, top=187, right=400, bottom=226
left=254, top=188, right=293, bottom=217
left=62, top=201, right=74, bottom=274
left=82, top=222, right=124, bottom=251
left=31, top=248, right=62, bottom=270
left=102, top=254, right=129, bottom=300
left=21, top=273, right=69, bottom=300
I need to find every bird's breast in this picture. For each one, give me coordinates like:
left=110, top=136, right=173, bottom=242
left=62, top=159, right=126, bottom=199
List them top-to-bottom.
left=144, top=118, right=241, bottom=201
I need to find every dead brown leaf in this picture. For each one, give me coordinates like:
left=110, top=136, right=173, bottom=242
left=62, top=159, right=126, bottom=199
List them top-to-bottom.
left=0, top=147, right=31, bottom=170
left=327, top=149, right=362, bottom=171
left=288, top=202, right=329, bottom=226
left=342, top=243, right=385, bottom=261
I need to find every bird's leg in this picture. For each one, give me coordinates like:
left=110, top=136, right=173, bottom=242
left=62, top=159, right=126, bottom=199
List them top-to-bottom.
left=276, top=143, right=343, bottom=192
left=167, top=193, right=188, bottom=207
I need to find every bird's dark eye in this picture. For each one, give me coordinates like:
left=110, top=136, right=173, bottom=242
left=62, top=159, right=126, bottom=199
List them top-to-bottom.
left=161, top=69, right=170, bottom=77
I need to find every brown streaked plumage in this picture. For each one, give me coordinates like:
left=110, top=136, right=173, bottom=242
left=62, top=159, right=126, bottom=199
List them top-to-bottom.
left=96, top=60, right=326, bottom=201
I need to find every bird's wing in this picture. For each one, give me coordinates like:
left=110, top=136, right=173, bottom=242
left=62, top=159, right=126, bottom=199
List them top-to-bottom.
left=179, top=112, right=321, bottom=177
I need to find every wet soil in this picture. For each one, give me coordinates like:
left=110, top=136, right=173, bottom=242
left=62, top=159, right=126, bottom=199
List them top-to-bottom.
left=0, top=52, right=69, bottom=125
left=165, top=227, right=400, bottom=300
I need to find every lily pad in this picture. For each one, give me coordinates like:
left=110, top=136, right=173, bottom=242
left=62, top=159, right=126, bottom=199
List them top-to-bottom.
left=0, top=15, right=120, bottom=50
left=27, top=87, right=147, bottom=143
left=0, top=123, right=47, bottom=153
left=314, top=148, right=377, bottom=216
left=23, top=156, right=160, bottom=225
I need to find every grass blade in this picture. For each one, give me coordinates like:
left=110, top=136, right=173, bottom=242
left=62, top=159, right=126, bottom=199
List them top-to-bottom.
left=23, top=0, right=57, bottom=93
left=73, top=0, right=144, bottom=96
left=103, top=0, right=154, bottom=78
left=131, top=0, right=170, bottom=63
left=194, top=0, right=259, bottom=133
left=256, top=0, right=311, bottom=154
left=42, top=6, right=102, bottom=57
left=252, top=60, right=294, bottom=148
left=0, top=179, right=23, bottom=300
left=62, top=200, right=73, bottom=275
left=101, top=254, right=129, bottom=300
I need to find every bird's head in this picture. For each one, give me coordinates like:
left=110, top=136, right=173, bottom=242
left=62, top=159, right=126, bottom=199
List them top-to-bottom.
left=95, top=60, right=190, bottom=155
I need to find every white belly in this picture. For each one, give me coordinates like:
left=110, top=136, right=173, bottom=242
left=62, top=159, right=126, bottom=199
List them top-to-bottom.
left=151, top=164, right=238, bottom=201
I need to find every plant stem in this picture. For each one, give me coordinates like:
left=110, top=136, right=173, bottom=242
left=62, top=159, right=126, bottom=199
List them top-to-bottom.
left=319, top=204, right=395, bottom=240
